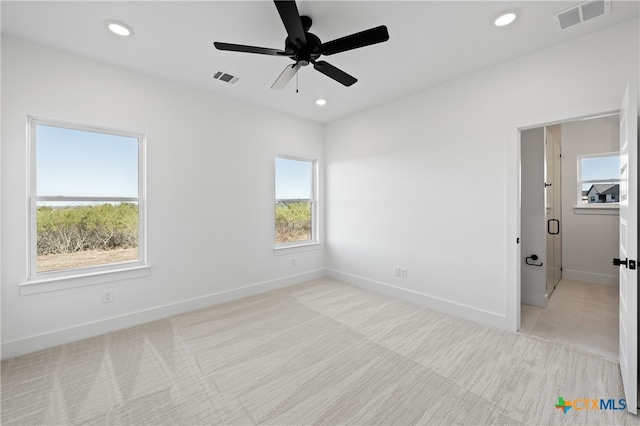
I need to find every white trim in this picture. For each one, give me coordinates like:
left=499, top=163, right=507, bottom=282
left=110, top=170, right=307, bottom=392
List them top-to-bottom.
left=509, top=100, right=622, bottom=332
left=27, top=115, right=145, bottom=139
left=28, top=120, right=37, bottom=278
left=138, top=132, right=148, bottom=266
left=577, top=151, right=620, bottom=205
left=36, top=196, right=139, bottom=202
left=574, top=205, right=619, bottom=215
left=273, top=241, right=322, bottom=255
left=19, top=265, right=151, bottom=295
left=2, top=269, right=326, bottom=360
left=325, top=269, right=509, bottom=329
left=563, top=269, right=619, bottom=286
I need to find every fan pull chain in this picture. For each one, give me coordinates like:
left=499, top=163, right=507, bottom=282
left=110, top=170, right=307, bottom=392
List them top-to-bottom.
left=296, top=70, right=299, bottom=93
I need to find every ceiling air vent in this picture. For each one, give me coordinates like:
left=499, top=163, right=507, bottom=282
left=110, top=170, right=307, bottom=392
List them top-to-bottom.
left=552, top=0, right=611, bottom=31
left=213, top=71, right=239, bottom=84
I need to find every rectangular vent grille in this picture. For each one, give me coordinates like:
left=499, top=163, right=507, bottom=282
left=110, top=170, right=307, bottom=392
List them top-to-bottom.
left=552, top=0, right=611, bottom=31
left=582, top=0, right=605, bottom=20
left=558, top=8, right=581, bottom=29
left=213, top=71, right=239, bottom=84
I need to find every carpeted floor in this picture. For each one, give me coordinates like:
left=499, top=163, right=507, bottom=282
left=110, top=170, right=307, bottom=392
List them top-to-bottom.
left=1, top=277, right=637, bottom=425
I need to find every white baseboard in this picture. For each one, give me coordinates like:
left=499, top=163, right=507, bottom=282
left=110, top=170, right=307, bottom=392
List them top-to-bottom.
left=1, top=269, right=325, bottom=360
left=325, top=269, right=509, bottom=330
left=562, top=269, right=618, bottom=286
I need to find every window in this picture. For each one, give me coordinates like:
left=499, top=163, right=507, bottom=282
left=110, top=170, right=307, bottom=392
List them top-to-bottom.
left=29, top=117, right=146, bottom=279
left=577, top=152, right=620, bottom=205
left=275, top=157, right=316, bottom=246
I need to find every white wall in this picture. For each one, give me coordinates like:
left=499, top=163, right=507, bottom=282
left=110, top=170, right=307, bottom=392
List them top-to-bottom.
left=325, top=19, right=639, bottom=330
left=1, top=36, right=325, bottom=358
left=561, top=115, right=620, bottom=285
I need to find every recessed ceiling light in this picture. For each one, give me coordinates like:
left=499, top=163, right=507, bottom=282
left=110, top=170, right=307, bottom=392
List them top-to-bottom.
left=493, top=10, right=519, bottom=27
left=105, top=20, right=134, bottom=37
left=315, top=99, right=327, bottom=106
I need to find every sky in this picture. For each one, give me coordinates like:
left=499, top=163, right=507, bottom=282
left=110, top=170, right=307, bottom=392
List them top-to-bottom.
left=37, top=125, right=138, bottom=198
left=275, top=157, right=312, bottom=200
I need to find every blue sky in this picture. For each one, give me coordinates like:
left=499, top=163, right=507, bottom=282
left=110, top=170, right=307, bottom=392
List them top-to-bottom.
left=37, top=125, right=138, bottom=198
left=275, top=157, right=312, bottom=199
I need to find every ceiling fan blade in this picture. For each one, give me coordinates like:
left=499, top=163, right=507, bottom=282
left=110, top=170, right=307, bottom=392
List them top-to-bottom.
left=274, top=0, right=307, bottom=47
left=320, top=25, right=389, bottom=56
left=214, top=42, right=290, bottom=56
left=313, top=60, right=357, bottom=87
left=271, top=63, right=301, bottom=89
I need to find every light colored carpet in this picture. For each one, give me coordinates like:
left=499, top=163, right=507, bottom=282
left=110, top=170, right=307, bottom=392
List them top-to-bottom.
left=1, top=277, right=637, bottom=425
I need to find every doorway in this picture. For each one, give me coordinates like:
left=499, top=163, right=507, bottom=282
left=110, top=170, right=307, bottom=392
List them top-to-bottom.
left=519, top=114, right=621, bottom=359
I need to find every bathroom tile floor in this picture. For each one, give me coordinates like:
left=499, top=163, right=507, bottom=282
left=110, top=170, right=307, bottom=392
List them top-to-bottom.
left=521, top=278, right=619, bottom=360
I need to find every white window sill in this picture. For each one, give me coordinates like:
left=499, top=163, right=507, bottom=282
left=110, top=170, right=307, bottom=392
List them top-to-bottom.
left=574, top=205, right=620, bottom=215
left=273, top=241, right=322, bottom=255
left=19, top=264, right=150, bottom=295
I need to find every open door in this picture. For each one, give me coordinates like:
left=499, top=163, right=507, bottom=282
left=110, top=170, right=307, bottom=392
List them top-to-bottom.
left=617, top=83, right=638, bottom=414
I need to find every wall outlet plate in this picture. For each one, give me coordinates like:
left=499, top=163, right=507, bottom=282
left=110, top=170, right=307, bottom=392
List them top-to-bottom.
left=102, top=290, right=114, bottom=303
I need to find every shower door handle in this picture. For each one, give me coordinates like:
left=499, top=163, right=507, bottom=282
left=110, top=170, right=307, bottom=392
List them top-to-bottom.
left=547, top=219, right=560, bottom=235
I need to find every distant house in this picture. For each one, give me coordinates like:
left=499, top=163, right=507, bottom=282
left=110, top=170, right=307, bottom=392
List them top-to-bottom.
left=586, top=184, right=619, bottom=203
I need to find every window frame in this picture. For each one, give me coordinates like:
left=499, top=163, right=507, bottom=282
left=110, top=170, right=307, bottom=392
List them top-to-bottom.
left=27, top=116, right=147, bottom=282
left=576, top=151, right=620, bottom=207
left=274, top=155, right=319, bottom=250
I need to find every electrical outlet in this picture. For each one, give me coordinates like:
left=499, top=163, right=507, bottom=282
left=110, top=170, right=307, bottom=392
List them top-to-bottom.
left=395, top=267, right=408, bottom=278
left=102, top=289, right=114, bottom=304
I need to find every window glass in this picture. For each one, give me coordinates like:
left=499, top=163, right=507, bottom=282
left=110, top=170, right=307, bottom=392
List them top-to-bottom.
left=31, top=119, right=144, bottom=276
left=37, top=125, right=138, bottom=197
left=578, top=153, right=620, bottom=205
left=275, top=157, right=314, bottom=244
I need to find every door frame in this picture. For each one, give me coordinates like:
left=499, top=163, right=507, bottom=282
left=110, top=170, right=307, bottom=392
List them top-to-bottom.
left=507, top=100, right=622, bottom=332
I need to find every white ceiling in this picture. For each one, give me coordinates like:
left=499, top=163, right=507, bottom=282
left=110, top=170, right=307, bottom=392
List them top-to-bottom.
left=2, top=1, right=638, bottom=123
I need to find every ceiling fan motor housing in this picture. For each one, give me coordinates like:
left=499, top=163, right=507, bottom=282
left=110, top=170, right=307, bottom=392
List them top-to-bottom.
left=285, top=16, right=321, bottom=66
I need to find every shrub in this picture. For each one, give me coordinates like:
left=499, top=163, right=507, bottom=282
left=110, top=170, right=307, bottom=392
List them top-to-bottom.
left=275, top=202, right=311, bottom=243
left=37, top=203, right=138, bottom=255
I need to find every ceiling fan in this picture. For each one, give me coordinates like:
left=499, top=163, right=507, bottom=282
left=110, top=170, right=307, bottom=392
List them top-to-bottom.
left=214, top=0, right=389, bottom=89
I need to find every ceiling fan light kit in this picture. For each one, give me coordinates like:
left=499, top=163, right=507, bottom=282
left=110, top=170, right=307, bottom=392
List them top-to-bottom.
left=214, top=0, right=389, bottom=90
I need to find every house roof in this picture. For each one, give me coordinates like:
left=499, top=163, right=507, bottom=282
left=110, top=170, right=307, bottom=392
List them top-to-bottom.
left=587, top=184, right=619, bottom=195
